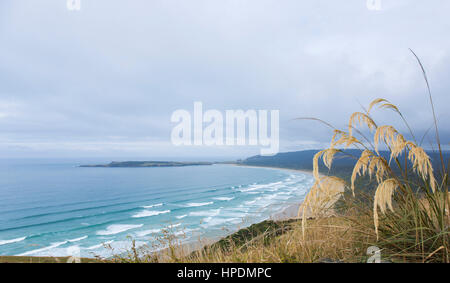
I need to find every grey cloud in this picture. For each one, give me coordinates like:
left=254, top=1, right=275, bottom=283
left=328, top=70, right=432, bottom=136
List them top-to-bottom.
left=0, top=0, right=449, bottom=158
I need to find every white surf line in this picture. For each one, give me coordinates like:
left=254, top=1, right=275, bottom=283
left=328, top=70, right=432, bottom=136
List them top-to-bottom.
left=213, top=197, right=234, bottom=201
left=185, top=202, right=213, bottom=207
left=142, top=203, right=163, bottom=209
left=132, top=209, right=171, bottom=218
left=96, top=224, right=144, bottom=235
left=0, top=236, right=27, bottom=246
left=68, top=236, right=88, bottom=243
left=85, top=240, right=114, bottom=250
left=18, top=241, right=68, bottom=256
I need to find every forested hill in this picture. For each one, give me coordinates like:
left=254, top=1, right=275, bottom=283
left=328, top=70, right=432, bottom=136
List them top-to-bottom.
left=240, top=149, right=449, bottom=178
left=240, top=150, right=357, bottom=176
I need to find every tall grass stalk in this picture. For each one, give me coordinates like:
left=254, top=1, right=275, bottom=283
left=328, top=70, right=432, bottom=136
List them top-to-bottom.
left=307, top=91, right=448, bottom=262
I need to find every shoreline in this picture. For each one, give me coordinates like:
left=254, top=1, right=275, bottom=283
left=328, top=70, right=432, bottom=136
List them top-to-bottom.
left=231, top=163, right=315, bottom=176
left=232, top=164, right=315, bottom=220
left=233, top=164, right=343, bottom=221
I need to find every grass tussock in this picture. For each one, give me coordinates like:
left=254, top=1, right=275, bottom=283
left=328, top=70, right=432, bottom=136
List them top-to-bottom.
left=306, top=94, right=449, bottom=262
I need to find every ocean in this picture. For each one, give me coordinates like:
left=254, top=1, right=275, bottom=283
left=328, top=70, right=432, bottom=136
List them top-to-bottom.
left=0, top=159, right=314, bottom=258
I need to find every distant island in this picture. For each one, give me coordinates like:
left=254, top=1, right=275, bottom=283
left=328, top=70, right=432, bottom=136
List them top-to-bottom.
left=80, top=161, right=214, bottom=168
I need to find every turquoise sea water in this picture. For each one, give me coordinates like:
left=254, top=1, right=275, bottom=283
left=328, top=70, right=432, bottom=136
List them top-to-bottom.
left=0, top=159, right=313, bottom=258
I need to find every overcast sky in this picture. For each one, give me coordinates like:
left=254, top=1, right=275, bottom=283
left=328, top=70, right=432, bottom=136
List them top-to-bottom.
left=0, top=0, right=449, bottom=160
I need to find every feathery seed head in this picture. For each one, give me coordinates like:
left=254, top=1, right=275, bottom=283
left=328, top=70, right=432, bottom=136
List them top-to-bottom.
left=368, top=98, right=388, bottom=114
left=348, top=112, right=376, bottom=137
left=351, top=150, right=373, bottom=196
left=374, top=178, right=400, bottom=239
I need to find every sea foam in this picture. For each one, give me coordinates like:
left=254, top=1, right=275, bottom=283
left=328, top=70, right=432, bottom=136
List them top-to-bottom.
left=213, top=197, right=234, bottom=201
left=185, top=202, right=213, bottom=207
left=142, top=203, right=163, bottom=209
left=189, top=208, right=221, bottom=217
left=132, top=210, right=170, bottom=218
left=201, top=217, right=241, bottom=228
left=96, top=224, right=143, bottom=236
left=135, top=229, right=161, bottom=237
left=0, top=236, right=26, bottom=246
left=68, top=236, right=88, bottom=243
left=85, top=240, right=114, bottom=250
left=18, top=241, right=69, bottom=256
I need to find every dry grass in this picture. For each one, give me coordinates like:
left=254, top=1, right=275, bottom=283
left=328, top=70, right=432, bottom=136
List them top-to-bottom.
left=308, top=96, right=449, bottom=262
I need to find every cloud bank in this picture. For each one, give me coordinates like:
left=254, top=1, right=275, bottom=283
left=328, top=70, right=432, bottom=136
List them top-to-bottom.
left=0, top=0, right=449, bottom=159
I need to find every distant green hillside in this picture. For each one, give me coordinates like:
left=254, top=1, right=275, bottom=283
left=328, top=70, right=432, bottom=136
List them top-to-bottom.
left=240, top=149, right=449, bottom=182
left=240, top=149, right=358, bottom=174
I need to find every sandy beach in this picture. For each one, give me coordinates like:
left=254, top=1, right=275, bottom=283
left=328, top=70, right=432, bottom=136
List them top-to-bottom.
left=232, top=164, right=313, bottom=220
left=233, top=164, right=343, bottom=221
